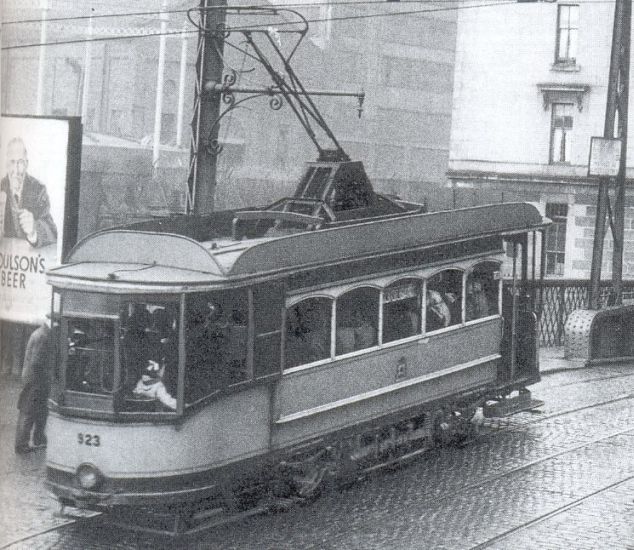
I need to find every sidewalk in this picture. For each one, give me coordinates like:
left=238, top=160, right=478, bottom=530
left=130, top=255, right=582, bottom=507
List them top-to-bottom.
left=539, top=346, right=587, bottom=373
left=0, top=348, right=588, bottom=547
left=0, top=376, right=70, bottom=549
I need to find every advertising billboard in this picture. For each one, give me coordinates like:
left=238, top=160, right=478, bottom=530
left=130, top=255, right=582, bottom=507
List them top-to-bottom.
left=0, top=115, right=81, bottom=324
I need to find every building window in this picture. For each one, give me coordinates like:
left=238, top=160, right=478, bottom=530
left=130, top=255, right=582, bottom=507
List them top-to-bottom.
left=556, top=5, right=579, bottom=64
left=550, top=103, right=574, bottom=164
left=545, top=203, right=568, bottom=276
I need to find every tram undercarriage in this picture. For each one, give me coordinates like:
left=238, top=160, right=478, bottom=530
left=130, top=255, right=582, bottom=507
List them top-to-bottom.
left=58, top=384, right=540, bottom=537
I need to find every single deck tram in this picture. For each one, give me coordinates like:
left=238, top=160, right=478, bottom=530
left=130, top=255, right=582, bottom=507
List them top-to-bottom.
left=44, top=186, right=549, bottom=527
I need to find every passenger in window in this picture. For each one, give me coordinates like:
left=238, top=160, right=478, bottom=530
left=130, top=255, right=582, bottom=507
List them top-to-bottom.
left=466, top=278, right=491, bottom=321
left=426, top=290, right=451, bottom=331
left=444, top=291, right=461, bottom=325
left=286, top=302, right=331, bottom=366
left=146, top=307, right=173, bottom=344
left=353, top=309, right=376, bottom=350
left=133, top=357, right=176, bottom=410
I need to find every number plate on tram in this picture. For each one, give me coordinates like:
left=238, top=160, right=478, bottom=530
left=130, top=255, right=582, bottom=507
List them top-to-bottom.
left=77, top=433, right=101, bottom=447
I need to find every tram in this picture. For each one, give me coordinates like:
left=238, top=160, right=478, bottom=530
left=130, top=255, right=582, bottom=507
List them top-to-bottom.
left=44, top=158, right=550, bottom=520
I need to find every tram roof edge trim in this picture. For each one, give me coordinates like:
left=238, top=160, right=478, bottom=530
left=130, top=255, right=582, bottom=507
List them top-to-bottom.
left=229, top=202, right=547, bottom=277
left=57, top=203, right=547, bottom=282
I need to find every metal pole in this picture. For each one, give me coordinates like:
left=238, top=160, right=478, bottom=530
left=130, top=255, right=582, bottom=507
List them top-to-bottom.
left=35, top=0, right=49, bottom=115
left=192, top=0, right=227, bottom=215
left=589, top=0, right=631, bottom=309
left=611, top=0, right=631, bottom=305
left=152, top=1, right=169, bottom=170
left=81, top=15, right=93, bottom=122
left=176, top=27, right=188, bottom=148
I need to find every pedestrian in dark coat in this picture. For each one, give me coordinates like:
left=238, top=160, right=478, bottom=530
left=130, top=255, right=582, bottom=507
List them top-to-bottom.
left=15, top=317, right=52, bottom=454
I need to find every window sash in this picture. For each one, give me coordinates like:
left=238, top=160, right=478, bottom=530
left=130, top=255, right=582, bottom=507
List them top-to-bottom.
left=556, top=5, right=579, bottom=62
left=550, top=104, right=574, bottom=163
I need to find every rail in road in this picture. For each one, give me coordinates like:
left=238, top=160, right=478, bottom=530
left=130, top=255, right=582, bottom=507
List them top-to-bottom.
left=4, top=367, right=634, bottom=549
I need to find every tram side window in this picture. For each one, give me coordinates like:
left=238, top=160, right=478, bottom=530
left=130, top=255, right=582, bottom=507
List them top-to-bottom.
left=466, top=262, right=500, bottom=321
left=426, top=269, right=463, bottom=331
left=382, top=279, right=422, bottom=344
left=336, top=287, right=379, bottom=355
left=184, top=291, right=249, bottom=404
left=285, top=297, right=332, bottom=368
left=120, top=302, right=179, bottom=408
left=66, top=318, right=115, bottom=394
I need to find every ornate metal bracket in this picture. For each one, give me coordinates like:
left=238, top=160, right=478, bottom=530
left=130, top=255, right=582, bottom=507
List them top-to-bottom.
left=190, top=5, right=364, bottom=159
left=203, top=78, right=284, bottom=155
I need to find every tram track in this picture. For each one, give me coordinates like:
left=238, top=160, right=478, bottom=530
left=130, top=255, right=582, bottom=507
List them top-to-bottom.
left=541, top=367, right=634, bottom=387
left=3, top=392, right=634, bottom=547
left=477, top=392, right=634, bottom=433
left=461, top=425, right=634, bottom=497
left=469, top=467, right=634, bottom=549
left=0, top=511, right=98, bottom=550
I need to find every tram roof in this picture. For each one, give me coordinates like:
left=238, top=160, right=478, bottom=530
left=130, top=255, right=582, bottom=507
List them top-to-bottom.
left=48, top=202, right=548, bottom=289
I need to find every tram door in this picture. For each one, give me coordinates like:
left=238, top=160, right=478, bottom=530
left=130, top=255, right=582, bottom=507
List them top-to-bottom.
left=502, top=234, right=539, bottom=382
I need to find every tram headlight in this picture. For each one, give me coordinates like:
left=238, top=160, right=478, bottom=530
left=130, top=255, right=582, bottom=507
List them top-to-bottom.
left=76, top=463, right=102, bottom=490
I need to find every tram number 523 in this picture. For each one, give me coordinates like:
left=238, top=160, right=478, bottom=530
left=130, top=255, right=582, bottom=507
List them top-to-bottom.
left=77, top=433, right=101, bottom=447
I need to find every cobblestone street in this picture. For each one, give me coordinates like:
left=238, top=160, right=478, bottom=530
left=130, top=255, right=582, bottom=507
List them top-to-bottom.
left=1, top=349, right=633, bottom=549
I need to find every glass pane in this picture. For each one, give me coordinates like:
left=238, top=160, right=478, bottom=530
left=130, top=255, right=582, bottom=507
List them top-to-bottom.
left=559, top=5, right=570, bottom=28
left=568, top=5, right=579, bottom=26
left=568, top=29, right=578, bottom=59
left=558, top=31, right=569, bottom=60
left=552, top=127, right=564, bottom=162
left=563, top=129, right=572, bottom=161
left=466, top=263, right=499, bottom=321
left=426, top=269, right=463, bottom=331
left=383, top=279, right=422, bottom=343
left=336, top=287, right=379, bottom=354
left=184, top=290, right=249, bottom=403
left=285, top=297, right=332, bottom=368
left=120, top=301, right=179, bottom=410
left=66, top=318, right=115, bottom=394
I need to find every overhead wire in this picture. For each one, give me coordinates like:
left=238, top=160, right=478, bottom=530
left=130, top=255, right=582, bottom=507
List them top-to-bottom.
left=1, top=0, right=617, bottom=26
left=2, top=0, right=518, bottom=51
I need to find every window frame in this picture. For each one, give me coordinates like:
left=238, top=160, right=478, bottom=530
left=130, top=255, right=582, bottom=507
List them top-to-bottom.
left=555, top=4, right=579, bottom=65
left=549, top=102, right=575, bottom=165
left=544, top=202, right=569, bottom=276
left=283, top=259, right=503, bottom=372
left=464, top=261, right=503, bottom=325
left=425, top=267, right=465, bottom=334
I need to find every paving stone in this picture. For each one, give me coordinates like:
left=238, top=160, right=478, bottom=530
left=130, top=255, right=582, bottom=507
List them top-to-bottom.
left=1, top=354, right=633, bottom=549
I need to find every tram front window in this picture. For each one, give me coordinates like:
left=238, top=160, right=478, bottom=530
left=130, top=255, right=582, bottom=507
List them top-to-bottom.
left=185, top=291, right=249, bottom=404
left=120, top=301, right=179, bottom=410
left=66, top=318, right=115, bottom=394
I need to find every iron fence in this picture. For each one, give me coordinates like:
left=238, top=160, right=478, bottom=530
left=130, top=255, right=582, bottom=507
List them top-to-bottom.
left=503, top=279, right=634, bottom=347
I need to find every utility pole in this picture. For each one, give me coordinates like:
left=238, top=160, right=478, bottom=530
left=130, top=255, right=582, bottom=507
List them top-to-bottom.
left=35, top=0, right=49, bottom=115
left=188, top=0, right=227, bottom=215
left=588, top=0, right=632, bottom=309
left=152, top=1, right=169, bottom=171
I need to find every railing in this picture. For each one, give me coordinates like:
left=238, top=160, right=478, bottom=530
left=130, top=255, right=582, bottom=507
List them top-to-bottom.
left=503, top=279, right=634, bottom=347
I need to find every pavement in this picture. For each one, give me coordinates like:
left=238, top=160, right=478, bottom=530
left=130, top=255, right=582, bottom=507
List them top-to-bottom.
left=0, top=347, right=598, bottom=549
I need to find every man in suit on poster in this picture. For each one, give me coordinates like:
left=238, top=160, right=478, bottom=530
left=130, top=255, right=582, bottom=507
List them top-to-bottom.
left=0, top=137, right=57, bottom=247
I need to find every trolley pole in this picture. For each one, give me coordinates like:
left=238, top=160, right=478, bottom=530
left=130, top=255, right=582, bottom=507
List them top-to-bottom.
left=189, top=0, right=227, bottom=215
left=588, top=0, right=632, bottom=309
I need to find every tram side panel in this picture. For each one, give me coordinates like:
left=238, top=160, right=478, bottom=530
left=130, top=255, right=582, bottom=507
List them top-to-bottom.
left=272, top=319, right=501, bottom=448
left=47, top=385, right=272, bottom=480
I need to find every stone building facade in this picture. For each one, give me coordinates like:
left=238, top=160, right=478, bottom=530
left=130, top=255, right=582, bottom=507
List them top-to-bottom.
left=2, top=0, right=458, bottom=239
left=448, top=0, right=634, bottom=279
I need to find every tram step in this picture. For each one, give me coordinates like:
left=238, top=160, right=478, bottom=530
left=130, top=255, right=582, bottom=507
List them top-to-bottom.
left=483, top=392, right=544, bottom=418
